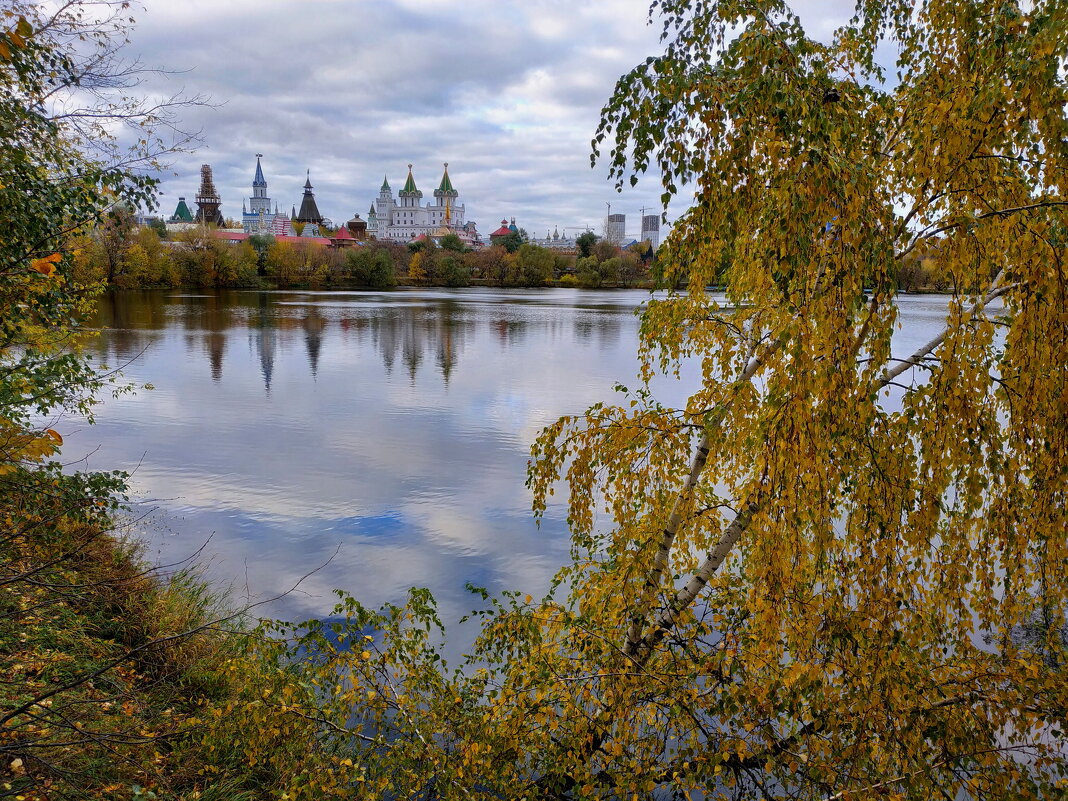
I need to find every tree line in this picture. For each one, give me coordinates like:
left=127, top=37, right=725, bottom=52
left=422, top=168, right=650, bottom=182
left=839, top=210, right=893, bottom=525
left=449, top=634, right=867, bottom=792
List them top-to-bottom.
left=72, top=210, right=656, bottom=291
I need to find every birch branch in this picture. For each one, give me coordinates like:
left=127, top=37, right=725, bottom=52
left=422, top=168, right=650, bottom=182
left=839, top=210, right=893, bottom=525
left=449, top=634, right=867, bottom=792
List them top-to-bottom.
left=878, top=275, right=1012, bottom=388
left=624, top=332, right=781, bottom=657
left=632, top=497, right=761, bottom=665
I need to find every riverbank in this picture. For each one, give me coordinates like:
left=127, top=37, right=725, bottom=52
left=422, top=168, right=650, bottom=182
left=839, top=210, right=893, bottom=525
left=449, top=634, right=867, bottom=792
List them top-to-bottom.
left=0, top=465, right=359, bottom=799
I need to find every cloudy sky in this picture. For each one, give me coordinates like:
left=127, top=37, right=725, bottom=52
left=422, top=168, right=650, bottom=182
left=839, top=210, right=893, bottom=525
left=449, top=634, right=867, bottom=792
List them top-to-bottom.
left=125, top=0, right=855, bottom=238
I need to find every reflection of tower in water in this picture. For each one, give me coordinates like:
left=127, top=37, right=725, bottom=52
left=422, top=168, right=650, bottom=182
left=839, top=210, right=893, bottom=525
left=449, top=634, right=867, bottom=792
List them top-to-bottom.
left=201, top=293, right=230, bottom=382
left=250, top=295, right=277, bottom=394
left=302, top=308, right=326, bottom=377
left=402, top=310, right=422, bottom=382
left=372, top=311, right=398, bottom=374
left=437, top=315, right=455, bottom=384
left=206, top=333, right=225, bottom=381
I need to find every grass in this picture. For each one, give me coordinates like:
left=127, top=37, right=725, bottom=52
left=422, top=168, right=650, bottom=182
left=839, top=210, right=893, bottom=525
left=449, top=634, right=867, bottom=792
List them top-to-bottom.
left=0, top=466, right=289, bottom=800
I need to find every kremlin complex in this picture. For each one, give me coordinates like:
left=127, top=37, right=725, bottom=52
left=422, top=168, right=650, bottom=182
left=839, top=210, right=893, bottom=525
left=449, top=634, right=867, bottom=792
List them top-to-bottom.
left=80, top=154, right=660, bottom=293
left=163, top=155, right=661, bottom=253
left=168, top=157, right=487, bottom=250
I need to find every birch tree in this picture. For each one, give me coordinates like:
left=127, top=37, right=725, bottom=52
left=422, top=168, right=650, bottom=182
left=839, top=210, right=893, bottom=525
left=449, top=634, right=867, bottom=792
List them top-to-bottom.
left=520, top=0, right=1068, bottom=795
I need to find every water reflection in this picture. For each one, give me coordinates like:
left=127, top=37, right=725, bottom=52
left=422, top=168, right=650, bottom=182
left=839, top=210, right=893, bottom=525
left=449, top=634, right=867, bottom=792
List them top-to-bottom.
left=75, top=289, right=956, bottom=652
left=76, top=289, right=660, bottom=642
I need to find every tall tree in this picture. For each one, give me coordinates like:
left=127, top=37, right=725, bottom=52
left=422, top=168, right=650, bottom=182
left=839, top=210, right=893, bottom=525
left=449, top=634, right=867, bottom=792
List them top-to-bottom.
left=532, top=0, right=1068, bottom=795
left=575, top=230, right=599, bottom=258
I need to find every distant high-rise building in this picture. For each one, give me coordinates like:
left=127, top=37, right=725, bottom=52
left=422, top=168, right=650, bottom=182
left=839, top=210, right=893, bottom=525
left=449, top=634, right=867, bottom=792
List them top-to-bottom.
left=194, top=164, right=224, bottom=226
left=606, top=213, right=626, bottom=245
left=641, top=214, right=661, bottom=250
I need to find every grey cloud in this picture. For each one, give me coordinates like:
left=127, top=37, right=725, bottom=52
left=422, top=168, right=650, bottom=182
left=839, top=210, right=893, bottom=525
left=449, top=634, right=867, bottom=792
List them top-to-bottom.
left=130, top=0, right=855, bottom=235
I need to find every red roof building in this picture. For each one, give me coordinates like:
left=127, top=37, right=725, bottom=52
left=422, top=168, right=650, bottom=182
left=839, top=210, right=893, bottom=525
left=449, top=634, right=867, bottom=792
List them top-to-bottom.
left=331, top=225, right=357, bottom=248
left=212, top=230, right=251, bottom=243
left=274, top=234, right=334, bottom=246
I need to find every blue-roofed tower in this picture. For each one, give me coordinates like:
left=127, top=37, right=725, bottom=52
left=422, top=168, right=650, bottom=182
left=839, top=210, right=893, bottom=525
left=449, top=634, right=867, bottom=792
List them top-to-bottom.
left=244, top=154, right=275, bottom=233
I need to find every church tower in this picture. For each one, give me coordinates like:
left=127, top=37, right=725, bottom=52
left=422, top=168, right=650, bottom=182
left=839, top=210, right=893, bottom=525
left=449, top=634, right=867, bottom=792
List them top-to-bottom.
left=244, top=154, right=274, bottom=233
left=250, top=154, right=270, bottom=214
left=194, top=164, right=224, bottom=226
left=398, top=164, right=422, bottom=209
left=376, top=176, right=393, bottom=238
left=367, top=203, right=378, bottom=238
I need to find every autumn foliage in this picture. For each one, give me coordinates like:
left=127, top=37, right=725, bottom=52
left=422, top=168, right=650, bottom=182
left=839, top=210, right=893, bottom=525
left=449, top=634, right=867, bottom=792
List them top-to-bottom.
left=3, top=0, right=1068, bottom=799
left=252, top=0, right=1068, bottom=798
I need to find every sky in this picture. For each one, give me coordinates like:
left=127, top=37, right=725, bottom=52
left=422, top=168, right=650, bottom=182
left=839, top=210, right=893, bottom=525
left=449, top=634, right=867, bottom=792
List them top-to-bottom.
left=125, top=0, right=856, bottom=239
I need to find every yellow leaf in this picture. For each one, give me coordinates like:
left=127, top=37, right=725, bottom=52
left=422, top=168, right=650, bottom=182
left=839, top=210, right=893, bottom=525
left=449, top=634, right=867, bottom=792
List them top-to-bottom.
left=30, top=253, right=61, bottom=276
left=45, top=429, right=62, bottom=445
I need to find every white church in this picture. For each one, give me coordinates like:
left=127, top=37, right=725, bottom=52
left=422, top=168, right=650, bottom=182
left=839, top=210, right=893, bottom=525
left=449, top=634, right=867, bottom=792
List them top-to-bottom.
left=370, top=163, right=473, bottom=243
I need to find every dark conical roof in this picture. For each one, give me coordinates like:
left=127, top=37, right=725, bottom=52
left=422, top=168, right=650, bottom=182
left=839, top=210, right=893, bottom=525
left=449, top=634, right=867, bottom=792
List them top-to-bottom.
left=253, top=154, right=266, bottom=188
left=296, top=172, right=323, bottom=224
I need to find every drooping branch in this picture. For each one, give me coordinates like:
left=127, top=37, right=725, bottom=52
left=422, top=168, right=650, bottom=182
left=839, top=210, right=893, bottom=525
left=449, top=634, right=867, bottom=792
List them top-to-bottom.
left=897, top=200, right=1067, bottom=262
left=625, top=273, right=1014, bottom=667
left=878, top=275, right=1012, bottom=388
left=624, top=331, right=783, bottom=657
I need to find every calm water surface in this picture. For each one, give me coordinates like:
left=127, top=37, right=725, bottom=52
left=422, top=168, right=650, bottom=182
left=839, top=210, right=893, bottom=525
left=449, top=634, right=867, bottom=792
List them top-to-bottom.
left=66, top=289, right=952, bottom=632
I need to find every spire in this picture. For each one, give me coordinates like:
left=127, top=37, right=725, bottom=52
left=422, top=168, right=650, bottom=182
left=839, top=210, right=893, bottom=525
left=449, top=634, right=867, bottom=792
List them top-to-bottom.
left=253, top=154, right=266, bottom=188
left=436, top=162, right=456, bottom=194
left=400, top=164, right=419, bottom=195
left=296, top=171, right=323, bottom=224
left=381, top=175, right=390, bottom=191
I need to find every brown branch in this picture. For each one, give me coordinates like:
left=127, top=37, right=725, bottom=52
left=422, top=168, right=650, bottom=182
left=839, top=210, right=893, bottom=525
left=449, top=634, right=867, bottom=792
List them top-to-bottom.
left=898, top=200, right=1068, bottom=262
